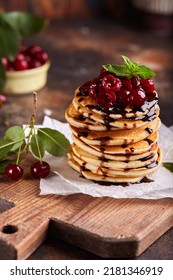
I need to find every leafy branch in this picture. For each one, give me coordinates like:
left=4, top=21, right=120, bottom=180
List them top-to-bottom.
left=0, top=92, right=71, bottom=174
left=0, top=122, right=71, bottom=174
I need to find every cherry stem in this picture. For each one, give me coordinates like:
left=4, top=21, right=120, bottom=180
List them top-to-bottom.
left=33, top=91, right=37, bottom=118
left=31, top=92, right=43, bottom=164
left=34, top=127, right=43, bottom=164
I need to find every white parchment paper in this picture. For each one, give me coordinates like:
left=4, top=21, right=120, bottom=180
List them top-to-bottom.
left=39, top=116, right=173, bottom=199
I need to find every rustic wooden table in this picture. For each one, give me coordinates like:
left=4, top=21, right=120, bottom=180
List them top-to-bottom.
left=1, top=19, right=173, bottom=260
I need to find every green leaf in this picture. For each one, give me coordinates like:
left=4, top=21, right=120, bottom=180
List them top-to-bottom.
left=2, top=12, right=46, bottom=39
left=0, top=14, right=19, bottom=59
left=103, top=55, right=156, bottom=79
left=122, top=55, right=132, bottom=68
left=0, top=59, right=6, bottom=91
left=103, top=64, right=132, bottom=78
left=138, top=65, right=156, bottom=79
left=4, top=126, right=24, bottom=141
left=4, top=126, right=25, bottom=151
left=38, top=128, right=71, bottom=157
left=30, top=134, right=45, bottom=159
left=0, top=138, right=26, bottom=159
left=0, top=139, right=15, bottom=158
left=163, top=162, right=173, bottom=173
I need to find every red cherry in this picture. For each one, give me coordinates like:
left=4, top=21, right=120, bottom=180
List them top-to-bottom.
left=19, top=44, right=27, bottom=53
left=27, top=45, right=43, bottom=56
left=33, top=50, right=48, bottom=64
left=15, top=53, right=26, bottom=61
left=14, top=54, right=29, bottom=71
left=25, top=55, right=32, bottom=64
left=1, top=57, right=10, bottom=70
left=14, top=59, right=28, bottom=71
left=29, top=59, right=42, bottom=69
left=99, top=70, right=112, bottom=80
left=102, top=75, right=122, bottom=91
left=131, top=76, right=140, bottom=88
left=87, top=78, right=99, bottom=99
left=121, top=78, right=132, bottom=91
left=140, top=78, right=155, bottom=93
left=79, top=79, right=99, bottom=98
left=79, top=80, right=92, bottom=93
left=88, top=85, right=98, bottom=99
left=132, top=88, right=146, bottom=107
left=96, top=89, right=116, bottom=109
left=117, top=89, right=133, bottom=107
left=146, top=91, right=157, bottom=101
left=31, top=161, right=50, bottom=179
left=5, top=163, right=23, bottom=181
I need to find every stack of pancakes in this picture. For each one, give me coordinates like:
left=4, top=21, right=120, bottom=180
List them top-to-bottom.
left=65, top=89, right=161, bottom=184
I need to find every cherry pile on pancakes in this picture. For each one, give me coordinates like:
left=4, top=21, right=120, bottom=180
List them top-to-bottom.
left=65, top=56, right=161, bottom=184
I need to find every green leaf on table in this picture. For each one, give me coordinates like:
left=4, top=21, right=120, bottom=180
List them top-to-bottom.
left=2, top=11, right=46, bottom=39
left=0, top=14, right=19, bottom=59
left=103, top=55, right=156, bottom=79
left=0, top=60, right=6, bottom=91
left=38, top=128, right=71, bottom=157
left=30, top=133, right=45, bottom=159
left=163, top=162, right=173, bottom=173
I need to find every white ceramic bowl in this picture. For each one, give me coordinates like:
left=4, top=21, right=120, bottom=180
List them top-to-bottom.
left=4, top=60, right=50, bottom=94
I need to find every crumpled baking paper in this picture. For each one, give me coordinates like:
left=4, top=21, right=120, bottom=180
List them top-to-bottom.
left=39, top=116, right=173, bottom=199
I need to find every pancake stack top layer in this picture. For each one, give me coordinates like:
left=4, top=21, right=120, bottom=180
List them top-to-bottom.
left=65, top=56, right=162, bottom=185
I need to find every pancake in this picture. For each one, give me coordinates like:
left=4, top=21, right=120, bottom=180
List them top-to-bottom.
left=65, top=60, right=161, bottom=184
left=70, top=101, right=158, bottom=131
left=70, top=117, right=160, bottom=146
left=72, top=132, right=158, bottom=157
left=90, top=132, right=158, bottom=154
left=72, top=141, right=158, bottom=162
left=71, top=144, right=158, bottom=169
left=68, top=148, right=162, bottom=182
left=68, top=152, right=143, bottom=183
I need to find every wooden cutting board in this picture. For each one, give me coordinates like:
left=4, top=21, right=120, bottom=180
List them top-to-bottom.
left=0, top=158, right=173, bottom=260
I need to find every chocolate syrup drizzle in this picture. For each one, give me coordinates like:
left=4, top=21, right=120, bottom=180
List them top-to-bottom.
left=75, top=91, right=159, bottom=187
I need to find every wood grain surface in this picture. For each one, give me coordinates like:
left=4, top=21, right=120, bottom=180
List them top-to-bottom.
left=0, top=156, right=173, bottom=259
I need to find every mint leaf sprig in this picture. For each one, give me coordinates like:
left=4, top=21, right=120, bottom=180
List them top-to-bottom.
left=103, top=55, right=156, bottom=79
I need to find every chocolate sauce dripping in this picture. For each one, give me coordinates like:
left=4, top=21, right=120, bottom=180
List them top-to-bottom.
left=76, top=91, right=88, bottom=97
left=78, top=97, right=84, bottom=102
left=74, top=114, right=86, bottom=121
left=145, top=127, right=153, bottom=134
left=78, top=131, right=89, bottom=137
left=144, top=138, right=154, bottom=145
left=140, top=153, right=154, bottom=162
left=140, top=176, right=154, bottom=183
